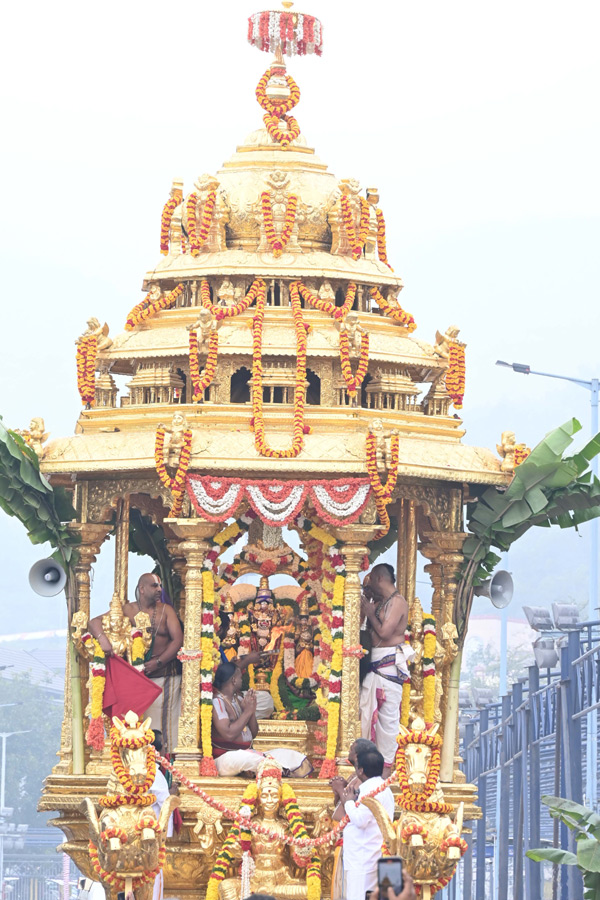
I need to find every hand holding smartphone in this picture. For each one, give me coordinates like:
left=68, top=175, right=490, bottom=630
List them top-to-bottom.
left=377, top=856, right=403, bottom=897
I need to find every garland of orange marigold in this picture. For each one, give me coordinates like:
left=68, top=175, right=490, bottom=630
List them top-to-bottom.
left=255, top=66, right=301, bottom=149
left=159, top=189, right=183, bottom=255
left=184, top=191, right=217, bottom=256
left=261, top=191, right=298, bottom=257
left=340, top=195, right=370, bottom=260
left=375, top=208, right=393, bottom=269
left=199, top=276, right=264, bottom=320
left=252, top=280, right=310, bottom=458
left=297, top=281, right=357, bottom=320
left=125, top=284, right=184, bottom=331
left=370, top=286, right=417, bottom=333
left=339, top=329, right=370, bottom=398
left=189, top=330, right=219, bottom=400
left=76, top=335, right=98, bottom=406
left=445, top=342, right=466, bottom=409
left=154, top=427, right=193, bottom=517
left=365, top=432, right=400, bottom=538
left=514, top=443, right=531, bottom=466
left=422, top=614, right=436, bottom=726
left=80, top=632, right=106, bottom=749
left=395, top=729, right=452, bottom=814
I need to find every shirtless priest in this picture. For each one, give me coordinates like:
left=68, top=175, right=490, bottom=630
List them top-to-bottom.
left=359, top=564, right=411, bottom=776
left=89, top=573, right=183, bottom=753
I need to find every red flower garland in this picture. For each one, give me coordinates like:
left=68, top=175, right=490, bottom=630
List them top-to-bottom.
left=185, top=190, right=217, bottom=256
left=261, top=191, right=298, bottom=256
left=340, top=195, right=370, bottom=260
left=125, top=284, right=184, bottom=331
left=370, top=286, right=416, bottom=333
left=189, top=329, right=219, bottom=400
left=76, top=335, right=98, bottom=406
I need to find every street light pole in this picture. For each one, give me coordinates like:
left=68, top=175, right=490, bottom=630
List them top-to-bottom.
left=496, top=360, right=600, bottom=810
left=0, top=731, right=31, bottom=900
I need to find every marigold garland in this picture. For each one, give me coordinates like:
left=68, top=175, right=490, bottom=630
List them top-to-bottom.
left=255, top=67, right=302, bottom=149
left=159, top=189, right=183, bottom=255
left=184, top=190, right=217, bottom=256
left=261, top=191, right=298, bottom=256
left=340, top=195, right=370, bottom=260
left=375, top=208, right=393, bottom=269
left=200, top=277, right=264, bottom=321
left=252, top=280, right=309, bottom=458
left=297, top=280, right=357, bottom=320
left=125, top=284, right=184, bottom=331
left=370, top=286, right=417, bottom=333
left=339, top=328, right=370, bottom=398
left=189, top=329, right=219, bottom=400
left=76, top=335, right=98, bottom=406
left=445, top=341, right=466, bottom=409
left=154, top=427, right=193, bottom=517
left=365, top=431, right=400, bottom=538
left=514, top=443, right=531, bottom=466
left=199, top=569, right=218, bottom=775
left=422, top=614, right=436, bottom=726
left=130, top=627, right=146, bottom=671
left=82, top=634, right=106, bottom=750
left=395, top=730, right=452, bottom=814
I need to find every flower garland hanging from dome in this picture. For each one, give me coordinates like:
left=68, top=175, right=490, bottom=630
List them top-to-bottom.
left=255, top=66, right=301, bottom=149
left=159, top=186, right=183, bottom=255
left=261, top=190, right=298, bottom=256
left=184, top=191, right=217, bottom=256
left=375, top=208, right=393, bottom=269
left=200, top=277, right=264, bottom=320
left=251, top=280, right=310, bottom=459
left=297, top=280, right=356, bottom=320
left=125, top=284, right=184, bottom=331
left=370, top=286, right=417, bottom=333
left=338, top=329, right=370, bottom=398
left=188, top=330, right=219, bottom=400
left=76, top=335, right=98, bottom=406
left=446, top=341, right=466, bottom=409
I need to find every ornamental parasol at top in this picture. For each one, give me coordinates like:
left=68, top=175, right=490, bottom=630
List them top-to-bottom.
left=248, top=2, right=323, bottom=56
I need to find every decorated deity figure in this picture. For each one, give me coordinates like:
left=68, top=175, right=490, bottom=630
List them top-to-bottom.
left=257, top=169, right=302, bottom=254
left=193, top=174, right=229, bottom=253
left=329, top=177, right=363, bottom=257
left=217, top=279, right=235, bottom=307
left=318, top=280, right=336, bottom=306
left=186, top=307, right=221, bottom=351
left=335, top=311, right=366, bottom=356
left=76, top=317, right=113, bottom=351
left=433, top=326, right=463, bottom=360
left=160, top=412, right=189, bottom=467
left=14, top=418, right=49, bottom=459
left=371, top=418, right=398, bottom=473
left=496, top=430, right=517, bottom=472
left=249, top=577, right=288, bottom=655
left=71, top=591, right=152, bottom=664
left=219, top=595, right=240, bottom=661
left=293, top=595, right=316, bottom=680
left=81, top=712, right=179, bottom=900
left=215, top=758, right=312, bottom=900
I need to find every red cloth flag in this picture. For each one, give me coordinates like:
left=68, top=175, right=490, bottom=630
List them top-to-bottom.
left=102, top=655, right=162, bottom=719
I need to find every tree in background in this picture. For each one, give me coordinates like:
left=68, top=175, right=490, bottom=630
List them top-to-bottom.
left=0, top=674, right=62, bottom=827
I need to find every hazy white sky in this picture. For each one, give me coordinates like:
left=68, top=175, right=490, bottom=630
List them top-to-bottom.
left=0, top=0, right=599, bottom=640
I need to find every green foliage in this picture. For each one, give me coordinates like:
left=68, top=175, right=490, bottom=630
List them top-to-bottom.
left=0, top=418, right=78, bottom=570
left=456, top=419, right=600, bottom=644
left=128, top=508, right=179, bottom=604
left=0, top=673, right=63, bottom=827
left=527, top=795, right=600, bottom=897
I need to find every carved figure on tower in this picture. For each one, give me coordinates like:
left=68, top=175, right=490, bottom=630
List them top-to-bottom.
left=76, top=317, right=113, bottom=351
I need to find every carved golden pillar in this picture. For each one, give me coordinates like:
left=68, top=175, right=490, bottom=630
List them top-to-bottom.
left=113, top=497, right=130, bottom=603
left=395, top=499, right=407, bottom=598
left=405, top=500, right=418, bottom=604
left=169, top=520, right=219, bottom=775
left=55, top=523, right=111, bottom=775
left=331, top=525, right=380, bottom=759
left=166, top=538, right=188, bottom=622
left=420, top=542, right=443, bottom=624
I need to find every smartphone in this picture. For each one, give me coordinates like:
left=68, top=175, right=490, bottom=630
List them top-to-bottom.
left=378, top=856, right=403, bottom=896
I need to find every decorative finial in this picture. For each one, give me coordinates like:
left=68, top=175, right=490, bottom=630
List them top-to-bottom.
left=248, top=7, right=323, bottom=57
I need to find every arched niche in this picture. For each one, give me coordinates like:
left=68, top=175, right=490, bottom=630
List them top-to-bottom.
left=230, top=366, right=251, bottom=403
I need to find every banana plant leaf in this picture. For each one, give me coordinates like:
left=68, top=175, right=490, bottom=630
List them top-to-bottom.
left=0, top=417, right=79, bottom=573
left=455, top=419, right=600, bottom=646
left=129, top=508, right=179, bottom=606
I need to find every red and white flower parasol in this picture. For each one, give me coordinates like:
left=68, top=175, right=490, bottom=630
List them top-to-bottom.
left=248, top=3, right=323, bottom=57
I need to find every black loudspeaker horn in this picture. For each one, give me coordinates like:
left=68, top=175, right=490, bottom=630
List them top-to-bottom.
left=28, top=559, right=67, bottom=597
left=473, top=570, right=514, bottom=609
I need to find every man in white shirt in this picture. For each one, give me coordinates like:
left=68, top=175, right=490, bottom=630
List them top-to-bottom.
left=341, top=747, right=395, bottom=900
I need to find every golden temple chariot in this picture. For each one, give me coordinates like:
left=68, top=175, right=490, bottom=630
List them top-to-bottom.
left=31, top=7, right=516, bottom=899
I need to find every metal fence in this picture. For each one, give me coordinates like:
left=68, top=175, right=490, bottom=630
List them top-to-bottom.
left=458, top=624, right=600, bottom=900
